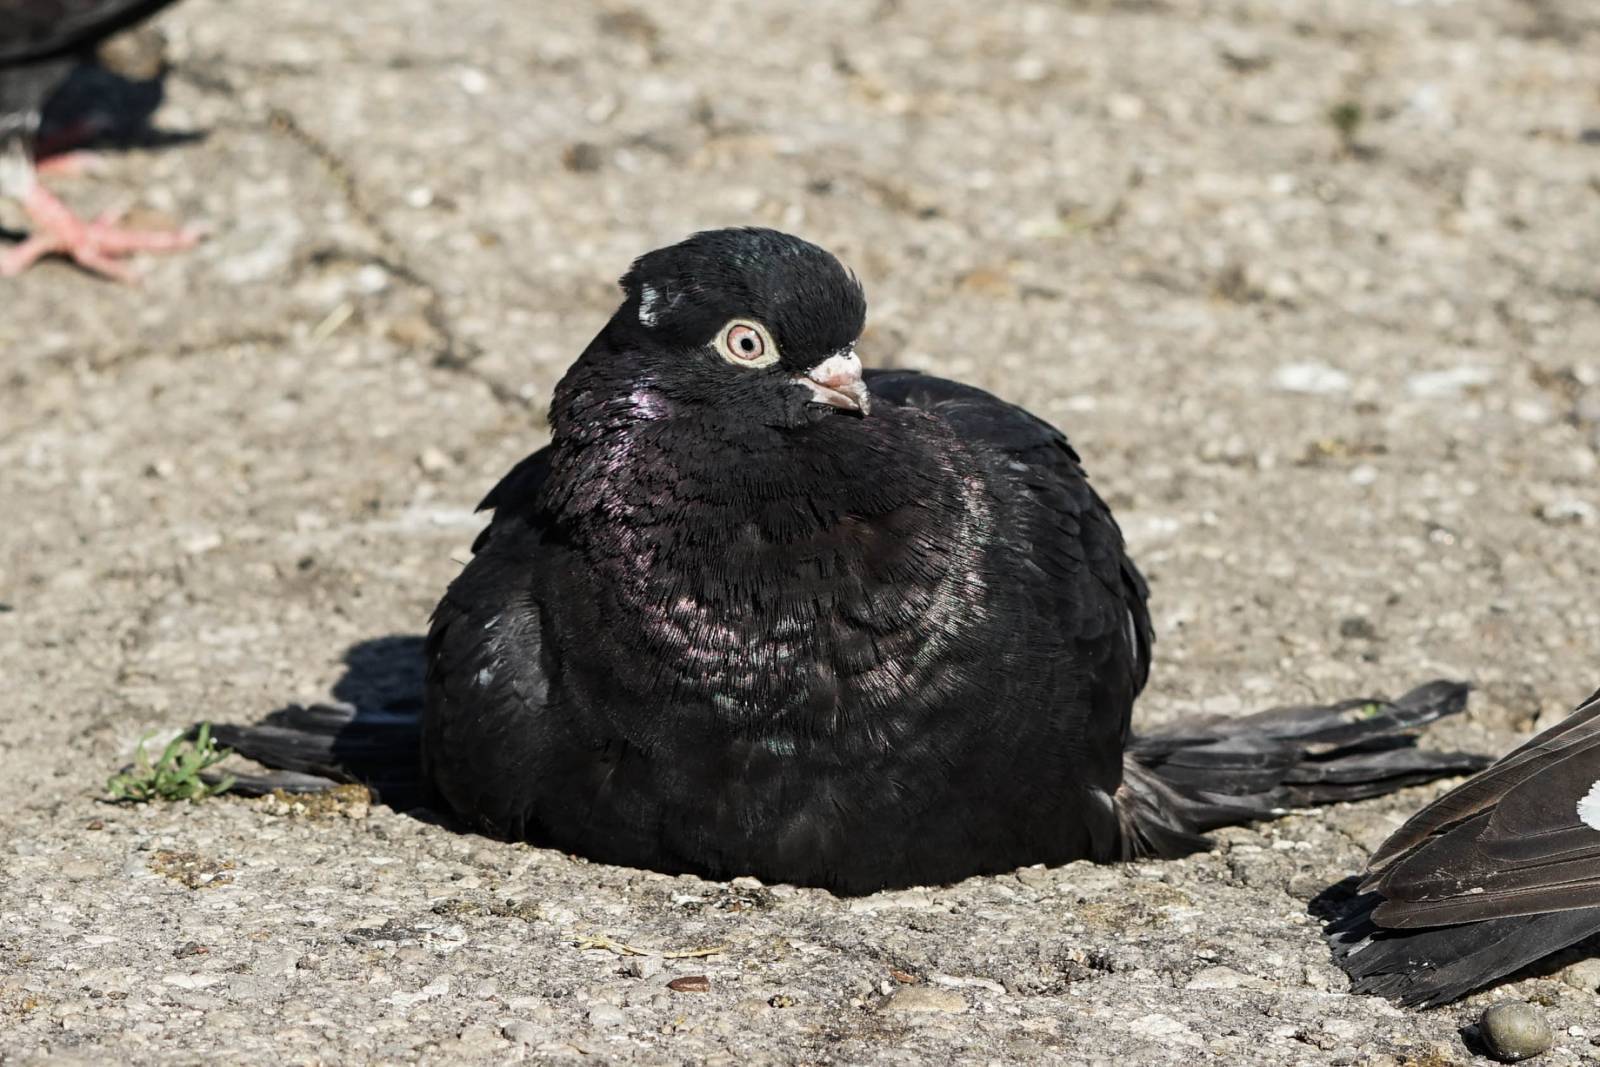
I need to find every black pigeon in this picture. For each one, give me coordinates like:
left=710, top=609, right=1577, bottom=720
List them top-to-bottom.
left=1, top=0, right=196, bottom=278
left=213, top=228, right=1487, bottom=894
left=1324, top=685, right=1600, bottom=1006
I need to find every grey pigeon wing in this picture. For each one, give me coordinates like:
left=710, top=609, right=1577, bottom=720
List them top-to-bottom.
left=1365, top=688, right=1600, bottom=926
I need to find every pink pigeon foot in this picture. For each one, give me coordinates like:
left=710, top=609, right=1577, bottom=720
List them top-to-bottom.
left=0, top=181, right=201, bottom=281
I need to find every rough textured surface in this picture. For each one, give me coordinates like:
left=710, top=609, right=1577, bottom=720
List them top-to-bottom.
left=3, top=0, right=1599, bottom=1063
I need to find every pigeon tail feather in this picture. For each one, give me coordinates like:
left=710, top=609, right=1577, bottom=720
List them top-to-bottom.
left=1121, top=680, right=1489, bottom=855
left=200, top=703, right=427, bottom=810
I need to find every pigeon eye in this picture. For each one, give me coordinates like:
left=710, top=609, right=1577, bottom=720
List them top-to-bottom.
left=713, top=319, right=780, bottom=369
left=730, top=328, right=762, bottom=358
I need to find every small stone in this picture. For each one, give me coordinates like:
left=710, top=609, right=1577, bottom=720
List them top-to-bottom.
left=1216, top=34, right=1270, bottom=72
left=1106, top=93, right=1145, bottom=121
left=563, top=142, right=604, bottom=173
left=353, top=264, right=389, bottom=293
left=386, top=314, right=440, bottom=349
left=1273, top=362, right=1350, bottom=396
left=1406, top=366, right=1493, bottom=398
left=1575, top=388, right=1600, bottom=425
left=1540, top=499, right=1596, bottom=527
left=1339, top=616, right=1378, bottom=640
left=61, top=858, right=102, bottom=880
left=1015, top=865, right=1051, bottom=889
left=256, top=950, right=298, bottom=977
left=624, top=955, right=662, bottom=979
left=1560, top=958, right=1600, bottom=992
left=1184, top=965, right=1253, bottom=991
left=667, top=975, right=711, bottom=993
left=388, top=976, right=449, bottom=1008
left=882, top=985, right=966, bottom=1014
left=1480, top=1000, right=1553, bottom=1062
left=586, top=1004, right=625, bottom=1028
left=1130, top=1013, right=1202, bottom=1047
left=1321, top=1019, right=1363, bottom=1044
left=503, top=1020, right=542, bottom=1045
left=453, top=1025, right=506, bottom=1054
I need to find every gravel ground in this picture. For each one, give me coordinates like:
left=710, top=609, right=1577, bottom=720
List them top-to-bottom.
left=3, top=0, right=1599, bottom=1063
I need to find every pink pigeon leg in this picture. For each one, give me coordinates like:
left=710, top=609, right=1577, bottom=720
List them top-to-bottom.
left=33, top=117, right=115, bottom=163
left=33, top=118, right=118, bottom=178
left=34, top=151, right=105, bottom=179
left=0, top=181, right=201, bottom=281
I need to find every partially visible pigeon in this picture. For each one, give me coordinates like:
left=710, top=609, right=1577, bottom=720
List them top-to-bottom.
left=1, top=0, right=197, bottom=279
left=210, top=228, right=1488, bottom=894
left=1325, top=685, right=1600, bottom=1007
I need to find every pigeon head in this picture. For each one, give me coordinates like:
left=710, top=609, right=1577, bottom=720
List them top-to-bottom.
left=606, top=228, right=871, bottom=420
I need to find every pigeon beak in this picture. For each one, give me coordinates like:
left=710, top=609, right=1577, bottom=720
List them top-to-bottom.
left=794, top=349, right=871, bottom=416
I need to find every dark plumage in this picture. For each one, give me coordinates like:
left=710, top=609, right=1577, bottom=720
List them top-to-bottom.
left=1, top=0, right=195, bottom=278
left=213, top=228, right=1487, bottom=894
left=1324, top=686, right=1600, bottom=1006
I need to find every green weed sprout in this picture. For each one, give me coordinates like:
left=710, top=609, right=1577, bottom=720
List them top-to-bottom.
left=106, top=723, right=236, bottom=803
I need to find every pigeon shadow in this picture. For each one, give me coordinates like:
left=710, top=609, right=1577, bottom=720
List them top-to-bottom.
left=39, top=35, right=207, bottom=159
left=206, top=634, right=439, bottom=817
left=329, top=634, right=426, bottom=718
left=1308, top=875, right=1362, bottom=924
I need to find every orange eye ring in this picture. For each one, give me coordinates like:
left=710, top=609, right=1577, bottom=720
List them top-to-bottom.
left=713, top=319, right=781, bottom=368
left=726, top=324, right=764, bottom=360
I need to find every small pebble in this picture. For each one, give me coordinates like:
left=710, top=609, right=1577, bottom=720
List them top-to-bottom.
left=563, top=142, right=604, bottom=173
left=1273, top=362, right=1350, bottom=396
left=1406, top=366, right=1493, bottom=398
left=417, top=447, right=452, bottom=474
left=1540, top=499, right=1596, bottom=527
left=1339, top=616, right=1378, bottom=640
left=1015, top=865, right=1051, bottom=889
left=624, top=954, right=663, bottom=979
left=1560, top=958, right=1600, bottom=992
left=1184, top=965, right=1253, bottom=991
left=881, top=985, right=966, bottom=1014
left=1480, top=1000, right=1553, bottom=1062
left=586, top=1003, right=625, bottom=1028
left=502, top=1020, right=541, bottom=1046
